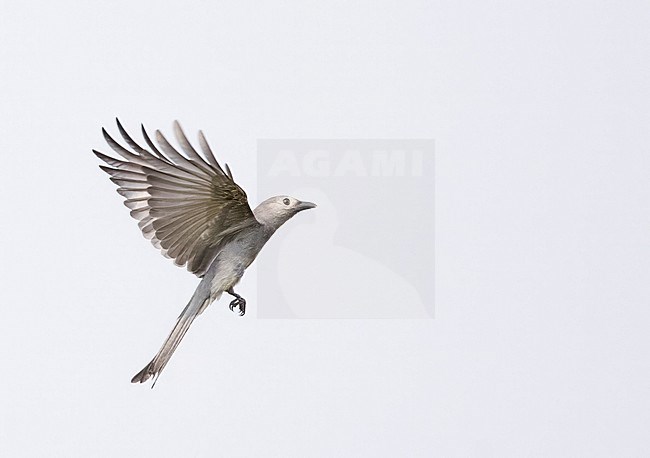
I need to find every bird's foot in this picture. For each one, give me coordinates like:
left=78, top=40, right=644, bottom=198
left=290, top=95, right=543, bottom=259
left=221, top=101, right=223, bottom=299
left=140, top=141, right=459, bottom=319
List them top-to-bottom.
left=228, top=296, right=246, bottom=316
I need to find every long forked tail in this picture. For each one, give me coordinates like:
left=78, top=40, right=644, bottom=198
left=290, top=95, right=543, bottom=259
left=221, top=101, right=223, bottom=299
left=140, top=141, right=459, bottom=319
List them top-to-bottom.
left=131, top=282, right=213, bottom=387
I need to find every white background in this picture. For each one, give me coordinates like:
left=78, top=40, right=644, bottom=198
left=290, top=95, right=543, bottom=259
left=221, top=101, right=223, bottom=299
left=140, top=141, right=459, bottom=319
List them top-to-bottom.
left=1, top=1, right=649, bottom=456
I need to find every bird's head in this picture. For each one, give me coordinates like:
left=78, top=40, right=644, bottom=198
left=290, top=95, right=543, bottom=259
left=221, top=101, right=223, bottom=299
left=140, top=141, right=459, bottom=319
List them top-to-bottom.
left=253, top=195, right=317, bottom=230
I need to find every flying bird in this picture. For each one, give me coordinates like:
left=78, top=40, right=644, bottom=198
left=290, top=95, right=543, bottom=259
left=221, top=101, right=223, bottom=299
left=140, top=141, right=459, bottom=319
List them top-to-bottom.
left=93, top=119, right=316, bottom=386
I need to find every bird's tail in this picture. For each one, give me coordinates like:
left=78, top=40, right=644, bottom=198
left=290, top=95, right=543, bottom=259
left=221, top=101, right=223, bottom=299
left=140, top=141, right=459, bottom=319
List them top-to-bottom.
left=131, top=280, right=214, bottom=387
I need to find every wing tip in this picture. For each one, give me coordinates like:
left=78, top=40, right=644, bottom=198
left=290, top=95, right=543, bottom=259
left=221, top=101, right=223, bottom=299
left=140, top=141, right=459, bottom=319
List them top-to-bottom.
left=224, top=163, right=233, bottom=180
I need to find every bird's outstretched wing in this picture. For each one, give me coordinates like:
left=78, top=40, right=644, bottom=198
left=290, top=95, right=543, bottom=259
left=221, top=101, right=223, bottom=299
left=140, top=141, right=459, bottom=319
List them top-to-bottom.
left=94, top=119, right=260, bottom=277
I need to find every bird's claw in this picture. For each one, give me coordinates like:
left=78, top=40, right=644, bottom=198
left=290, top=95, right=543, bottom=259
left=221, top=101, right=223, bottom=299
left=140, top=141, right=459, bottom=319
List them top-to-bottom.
left=229, top=297, right=246, bottom=316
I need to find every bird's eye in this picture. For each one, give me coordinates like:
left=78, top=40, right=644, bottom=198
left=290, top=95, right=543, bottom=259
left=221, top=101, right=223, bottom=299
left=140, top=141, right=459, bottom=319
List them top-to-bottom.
left=283, top=198, right=290, bottom=205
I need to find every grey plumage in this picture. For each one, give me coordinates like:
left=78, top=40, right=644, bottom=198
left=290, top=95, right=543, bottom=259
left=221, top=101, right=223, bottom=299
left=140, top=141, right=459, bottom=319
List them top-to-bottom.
left=94, top=119, right=315, bottom=386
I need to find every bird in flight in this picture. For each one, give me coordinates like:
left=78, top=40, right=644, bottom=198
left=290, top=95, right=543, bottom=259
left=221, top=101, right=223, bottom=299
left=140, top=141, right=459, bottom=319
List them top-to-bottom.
left=94, top=119, right=316, bottom=387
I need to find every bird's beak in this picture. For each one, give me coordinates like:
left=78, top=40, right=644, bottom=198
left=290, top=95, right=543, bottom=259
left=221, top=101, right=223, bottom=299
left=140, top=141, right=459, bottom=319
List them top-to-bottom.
left=296, top=201, right=317, bottom=212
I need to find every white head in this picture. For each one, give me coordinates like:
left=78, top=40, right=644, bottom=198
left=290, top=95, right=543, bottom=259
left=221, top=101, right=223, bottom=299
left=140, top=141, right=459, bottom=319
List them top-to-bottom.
left=253, top=195, right=316, bottom=230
